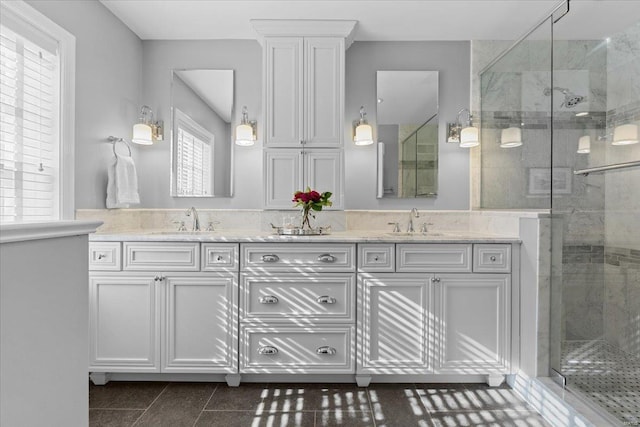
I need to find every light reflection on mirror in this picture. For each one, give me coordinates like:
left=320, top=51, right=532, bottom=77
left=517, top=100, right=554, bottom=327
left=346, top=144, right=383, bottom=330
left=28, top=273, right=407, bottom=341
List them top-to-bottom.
left=170, top=69, right=234, bottom=197
left=376, top=71, right=439, bottom=198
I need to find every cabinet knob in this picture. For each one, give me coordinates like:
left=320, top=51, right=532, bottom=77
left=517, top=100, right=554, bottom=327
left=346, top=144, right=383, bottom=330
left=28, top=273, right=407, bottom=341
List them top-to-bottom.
left=300, top=139, right=305, bottom=145
left=97, top=253, right=106, bottom=260
left=317, top=253, right=336, bottom=263
left=262, top=254, right=280, bottom=263
left=216, top=255, right=223, bottom=262
left=373, top=256, right=379, bottom=261
left=490, top=256, right=497, bottom=262
left=154, top=275, right=164, bottom=282
left=431, top=277, right=441, bottom=283
left=258, top=295, right=279, bottom=304
left=316, top=295, right=336, bottom=304
left=258, top=346, right=279, bottom=355
left=316, top=346, right=336, bottom=355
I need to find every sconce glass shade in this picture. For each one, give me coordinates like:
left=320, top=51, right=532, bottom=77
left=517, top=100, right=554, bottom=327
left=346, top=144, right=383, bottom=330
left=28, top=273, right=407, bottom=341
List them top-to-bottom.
left=132, top=123, right=153, bottom=145
left=235, top=123, right=255, bottom=146
left=354, top=123, right=374, bottom=145
left=612, top=123, right=639, bottom=145
left=459, top=126, right=479, bottom=148
left=500, top=127, right=523, bottom=148
left=577, top=135, right=591, bottom=153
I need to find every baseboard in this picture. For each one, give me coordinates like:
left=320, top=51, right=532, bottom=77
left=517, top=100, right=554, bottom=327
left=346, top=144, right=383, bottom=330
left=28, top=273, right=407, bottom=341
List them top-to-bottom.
left=507, top=372, right=619, bottom=427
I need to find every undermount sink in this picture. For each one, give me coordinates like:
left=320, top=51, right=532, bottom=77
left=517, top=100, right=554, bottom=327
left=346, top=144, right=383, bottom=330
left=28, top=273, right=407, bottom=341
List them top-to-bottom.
left=151, top=230, right=220, bottom=235
left=385, top=232, right=443, bottom=237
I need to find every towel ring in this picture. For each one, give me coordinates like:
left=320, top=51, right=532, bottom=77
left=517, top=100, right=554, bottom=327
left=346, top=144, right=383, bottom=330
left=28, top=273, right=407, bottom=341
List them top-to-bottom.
left=107, top=136, right=132, bottom=157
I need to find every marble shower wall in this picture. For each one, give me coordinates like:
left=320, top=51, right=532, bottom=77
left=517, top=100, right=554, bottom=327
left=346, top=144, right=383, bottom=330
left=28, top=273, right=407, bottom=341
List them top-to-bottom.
left=603, top=21, right=640, bottom=355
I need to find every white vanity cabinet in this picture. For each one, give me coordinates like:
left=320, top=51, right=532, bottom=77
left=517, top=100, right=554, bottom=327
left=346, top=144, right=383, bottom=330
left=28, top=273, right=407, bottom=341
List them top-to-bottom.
left=263, top=37, right=344, bottom=148
left=264, top=148, right=344, bottom=209
left=89, top=242, right=239, bottom=385
left=239, top=243, right=356, bottom=374
left=357, top=243, right=515, bottom=387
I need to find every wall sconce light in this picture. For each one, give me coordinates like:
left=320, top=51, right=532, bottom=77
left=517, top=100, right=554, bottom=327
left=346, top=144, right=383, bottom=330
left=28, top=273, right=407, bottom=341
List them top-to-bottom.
left=132, top=105, right=163, bottom=145
left=235, top=106, right=257, bottom=146
left=353, top=106, right=374, bottom=146
left=446, top=108, right=479, bottom=148
left=612, top=123, right=639, bottom=145
left=500, top=126, right=523, bottom=148
left=577, top=135, right=591, bottom=153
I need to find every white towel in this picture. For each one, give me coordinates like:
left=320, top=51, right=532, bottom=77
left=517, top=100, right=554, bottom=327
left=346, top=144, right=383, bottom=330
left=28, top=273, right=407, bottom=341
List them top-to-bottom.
left=106, top=153, right=140, bottom=209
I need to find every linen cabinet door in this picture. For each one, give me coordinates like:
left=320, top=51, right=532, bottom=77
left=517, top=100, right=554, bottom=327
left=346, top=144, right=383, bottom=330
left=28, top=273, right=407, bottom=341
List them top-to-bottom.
left=264, top=37, right=303, bottom=147
left=304, top=37, right=343, bottom=147
left=264, top=149, right=303, bottom=209
left=304, top=149, right=343, bottom=209
left=163, top=274, right=238, bottom=373
left=358, top=274, right=432, bottom=375
left=434, top=274, right=510, bottom=375
left=89, top=275, right=161, bottom=372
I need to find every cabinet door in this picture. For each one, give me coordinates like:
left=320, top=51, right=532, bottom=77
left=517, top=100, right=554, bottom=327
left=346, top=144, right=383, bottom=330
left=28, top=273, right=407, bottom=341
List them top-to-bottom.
left=264, top=37, right=303, bottom=147
left=304, top=37, right=343, bottom=147
left=264, top=149, right=303, bottom=208
left=304, top=149, right=343, bottom=209
left=163, top=274, right=238, bottom=373
left=358, top=274, right=431, bottom=374
left=434, top=274, right=510, bottom=374
left=89, top=275, right=160, bottom=372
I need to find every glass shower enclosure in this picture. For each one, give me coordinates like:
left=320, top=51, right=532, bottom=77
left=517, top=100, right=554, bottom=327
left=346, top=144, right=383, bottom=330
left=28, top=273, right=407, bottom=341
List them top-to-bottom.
left=479, top=1, right=640, bottom=424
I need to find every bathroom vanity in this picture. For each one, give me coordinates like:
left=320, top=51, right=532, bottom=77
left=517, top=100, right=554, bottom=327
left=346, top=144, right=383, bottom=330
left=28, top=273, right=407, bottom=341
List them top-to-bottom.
left=88, top=232, right=519, bottom=388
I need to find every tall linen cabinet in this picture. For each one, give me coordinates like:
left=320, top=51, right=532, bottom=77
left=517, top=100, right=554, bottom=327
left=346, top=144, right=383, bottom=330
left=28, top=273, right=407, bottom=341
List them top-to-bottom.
left=252, top=20, right=357, bottom=209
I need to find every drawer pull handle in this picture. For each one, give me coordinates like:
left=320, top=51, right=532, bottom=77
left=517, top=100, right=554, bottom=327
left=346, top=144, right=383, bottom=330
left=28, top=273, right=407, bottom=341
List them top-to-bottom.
left=97, top=253, right=106, bottom=260
left=317, top=253, right=336, bottom=263
left=262, top=254, right=280, bottom=263
left=216, top=255, right=223, bottom=262
left=490, top=256, right=497, bottom=262
left=154, top=275, right=164, bottom=282
left=259, top=295, right=279, bottom=304
left=316, top=295, right=336, bottom=304
left=258, top=346, right=279, bottom=355
left=316, top=346, right=336, bottom=355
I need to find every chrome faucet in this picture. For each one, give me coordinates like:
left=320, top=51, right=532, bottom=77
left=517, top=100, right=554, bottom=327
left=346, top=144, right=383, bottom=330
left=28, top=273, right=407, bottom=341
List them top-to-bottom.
left=185, top=207, right=200, bottom=231
left=407, top=208, right=420, bottom=233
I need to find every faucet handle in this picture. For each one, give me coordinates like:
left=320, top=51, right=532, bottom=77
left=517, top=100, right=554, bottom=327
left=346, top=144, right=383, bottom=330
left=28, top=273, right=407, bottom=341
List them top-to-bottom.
left=172, top=220, right=187, bottom=232
left=206, top=221, right=220, bottom=232
left=387, top=222, right=401, bottom=233
left=420, top=222, right=434, bottom=233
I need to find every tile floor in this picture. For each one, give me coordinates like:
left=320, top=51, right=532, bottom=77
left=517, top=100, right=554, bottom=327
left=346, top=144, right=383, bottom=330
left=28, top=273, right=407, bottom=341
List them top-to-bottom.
left=562, top=340, right=640, bottom=425
left=89, top=381, right=551, bottom=426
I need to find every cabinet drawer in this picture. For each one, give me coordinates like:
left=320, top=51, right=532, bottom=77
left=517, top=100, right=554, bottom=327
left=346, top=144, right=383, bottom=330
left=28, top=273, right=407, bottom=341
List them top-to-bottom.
left=89, top=242, right=121, bottom=271
left=123, top=242, right=200, bottom=271
left=202, top=243, right=238, bottom=271
left=240, top=243, right=355, bottom=272
left=358, top=244, right=394, bottom=272
left=397, top=244, right=472, bottom=272
left=473, top=244, right=511, bottom=273
left=240, top=273, right=355, bottom=323
left=240, top=325, right=354, bottom=373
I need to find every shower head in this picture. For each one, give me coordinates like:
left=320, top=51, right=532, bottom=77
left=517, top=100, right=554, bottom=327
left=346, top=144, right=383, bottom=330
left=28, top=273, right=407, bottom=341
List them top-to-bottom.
left=543, top=86, right=587, bottom=109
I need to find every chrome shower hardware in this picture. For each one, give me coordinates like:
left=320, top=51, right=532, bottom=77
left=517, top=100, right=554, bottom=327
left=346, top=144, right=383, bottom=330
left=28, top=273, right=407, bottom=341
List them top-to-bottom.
left=543, top=86, right=587, bottom=108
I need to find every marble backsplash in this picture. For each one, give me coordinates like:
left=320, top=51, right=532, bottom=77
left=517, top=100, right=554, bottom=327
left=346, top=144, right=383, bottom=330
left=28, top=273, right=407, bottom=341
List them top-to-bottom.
left=75, top=208, right=547, bottom=236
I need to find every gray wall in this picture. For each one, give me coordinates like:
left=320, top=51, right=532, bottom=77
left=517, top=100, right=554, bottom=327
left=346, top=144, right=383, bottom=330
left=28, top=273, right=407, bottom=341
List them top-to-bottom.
left=26, top=0, right=143, bottom=209
left=19, top=4, right=472, bottom=210
left=140, top=40, right=262, bottom=209
left=345, top=41, right=471, bottom=210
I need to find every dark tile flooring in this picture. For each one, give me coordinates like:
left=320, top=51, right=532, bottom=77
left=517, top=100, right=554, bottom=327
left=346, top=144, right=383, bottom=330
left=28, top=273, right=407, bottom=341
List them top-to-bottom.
left=89, top=381, right=551, bottom=427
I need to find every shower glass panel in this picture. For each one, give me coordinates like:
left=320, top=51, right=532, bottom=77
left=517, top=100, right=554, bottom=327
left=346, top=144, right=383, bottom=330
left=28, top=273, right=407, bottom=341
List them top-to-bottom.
left=550, top=3, right=640, bottom=424
left=479, top=20, right=552, bottom=209
left=397, top=122, right=438, bottom=198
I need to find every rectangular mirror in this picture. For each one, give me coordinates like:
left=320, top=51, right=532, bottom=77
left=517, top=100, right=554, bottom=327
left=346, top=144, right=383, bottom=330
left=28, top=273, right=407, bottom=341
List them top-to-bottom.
left=170, top=69, right=234, bottom=197
left=376, top=71, right=439, bottom=198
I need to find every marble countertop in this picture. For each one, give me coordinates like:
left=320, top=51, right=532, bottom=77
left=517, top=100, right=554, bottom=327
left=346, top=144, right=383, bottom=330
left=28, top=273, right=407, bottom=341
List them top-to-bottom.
left=90, top=229, right=521, bottom=244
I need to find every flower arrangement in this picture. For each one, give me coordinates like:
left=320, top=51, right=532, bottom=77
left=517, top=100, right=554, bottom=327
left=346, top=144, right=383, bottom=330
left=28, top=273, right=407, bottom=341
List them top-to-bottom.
left=292, top=188, right=332, bottom=229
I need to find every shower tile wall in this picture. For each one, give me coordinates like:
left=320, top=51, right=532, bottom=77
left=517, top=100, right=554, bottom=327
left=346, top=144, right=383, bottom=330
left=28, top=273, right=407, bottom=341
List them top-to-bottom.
left=603, top=21, right=640, bottom=357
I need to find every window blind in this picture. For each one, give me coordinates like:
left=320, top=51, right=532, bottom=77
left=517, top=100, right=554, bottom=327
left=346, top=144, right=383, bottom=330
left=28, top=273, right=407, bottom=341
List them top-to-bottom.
left=0, top=20, right=59, bottom=222
left=174, top=110, right=213, bottom=197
